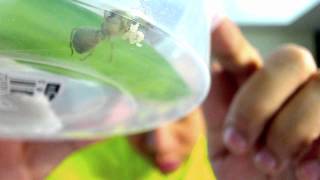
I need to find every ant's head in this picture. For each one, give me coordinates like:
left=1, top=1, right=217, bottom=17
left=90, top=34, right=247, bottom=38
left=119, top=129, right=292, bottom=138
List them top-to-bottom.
left=104, top=10, right=116, bottom=19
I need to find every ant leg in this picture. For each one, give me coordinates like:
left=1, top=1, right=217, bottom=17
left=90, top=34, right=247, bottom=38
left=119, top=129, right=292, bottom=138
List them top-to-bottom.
left=70, top=28, right=77, bottom=56
left=105, top=36, right=114, bottom=62
left=109, top=41, right=114, bottom=62
left=111, top=42, right=114, bottom=62
left=80, top=50, right=94, bottom=61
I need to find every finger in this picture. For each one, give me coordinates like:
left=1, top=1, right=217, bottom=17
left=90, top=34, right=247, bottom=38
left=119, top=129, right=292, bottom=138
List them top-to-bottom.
left=206, top=18, right=263, bottom=157
left=206, top=18, right=263, bottom=162
left=206, top=18, right=264, bottom=135
left=211, top=18, right=263, bottom=83
left=223, top=45, right=317, bottom=155
left=203, top=63, right=238, bottom=158
left=260, top=72, right=320, bottom=174
left=296, top=138, right=320, bottom=180
left=0, top=140, right=30, bottom=180
left=0, top=140, right=24, bottom=165
left=296, top=161, right=320, bottom=180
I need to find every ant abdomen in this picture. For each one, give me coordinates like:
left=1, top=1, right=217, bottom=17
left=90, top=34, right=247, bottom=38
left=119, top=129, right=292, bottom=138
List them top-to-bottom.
left=70, top=28, right=103, bottom=55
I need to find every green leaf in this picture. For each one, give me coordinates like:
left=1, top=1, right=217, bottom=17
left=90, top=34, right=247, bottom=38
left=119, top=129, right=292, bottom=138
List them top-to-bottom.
left=0, top=0, right=190, bottom=101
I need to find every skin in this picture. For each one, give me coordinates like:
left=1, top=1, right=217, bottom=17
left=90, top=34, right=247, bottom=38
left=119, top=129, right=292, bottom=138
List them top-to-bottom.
left=0, top=18, right=319, bottom=180
left=204, top=18, right=320, bottom=180
left=128, top=109, right=205, bottom=173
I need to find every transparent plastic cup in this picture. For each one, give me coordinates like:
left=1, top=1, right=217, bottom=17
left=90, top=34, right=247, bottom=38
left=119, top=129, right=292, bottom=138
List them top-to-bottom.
left=0, top=0, right=212, bottom=139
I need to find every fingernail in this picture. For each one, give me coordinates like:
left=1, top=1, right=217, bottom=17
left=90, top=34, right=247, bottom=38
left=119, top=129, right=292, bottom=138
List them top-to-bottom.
left=223, top=127, right=248, bottom=154
left=254, top=150, right=277, bottom=174
left=296, top=161, right=320, bottom=180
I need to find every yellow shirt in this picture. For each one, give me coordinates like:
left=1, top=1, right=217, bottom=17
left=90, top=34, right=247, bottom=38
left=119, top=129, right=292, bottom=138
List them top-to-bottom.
left=47, top=135, right=215, bottom=180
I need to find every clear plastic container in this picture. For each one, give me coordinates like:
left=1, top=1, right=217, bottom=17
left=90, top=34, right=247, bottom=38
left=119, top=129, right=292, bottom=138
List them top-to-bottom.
left=0, top=0, right=212, bottom=139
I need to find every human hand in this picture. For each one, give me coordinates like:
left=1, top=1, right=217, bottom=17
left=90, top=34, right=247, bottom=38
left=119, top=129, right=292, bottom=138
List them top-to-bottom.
left=203, top=19, right=320, bottom=180
left=0, top=140, right=94, bottom=180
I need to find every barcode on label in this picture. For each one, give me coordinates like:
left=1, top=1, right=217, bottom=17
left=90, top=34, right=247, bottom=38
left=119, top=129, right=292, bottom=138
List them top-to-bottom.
left=0, top=73, right=9, bottom=95
left=9, top=78, right=36, bottom=96
left=10, top=79, right=37, bottom=87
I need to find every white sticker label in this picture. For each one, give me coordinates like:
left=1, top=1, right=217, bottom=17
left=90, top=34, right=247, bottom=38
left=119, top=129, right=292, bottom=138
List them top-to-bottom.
left=0, top=72, right=62, bottom=101
left=0, top=97, right=16, bottom=111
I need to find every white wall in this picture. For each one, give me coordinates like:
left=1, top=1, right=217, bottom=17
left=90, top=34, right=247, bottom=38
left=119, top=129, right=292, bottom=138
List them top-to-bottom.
left=240, top=26, right=315, bottom=59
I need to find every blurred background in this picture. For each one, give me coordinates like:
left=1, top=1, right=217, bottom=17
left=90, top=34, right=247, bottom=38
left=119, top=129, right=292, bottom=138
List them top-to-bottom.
left=218, top=0, right=320, bottom=65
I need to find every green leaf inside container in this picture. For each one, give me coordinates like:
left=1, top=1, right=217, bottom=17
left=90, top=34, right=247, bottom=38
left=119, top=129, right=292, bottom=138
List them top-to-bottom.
left=0, top=0, right=190, bottom=101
